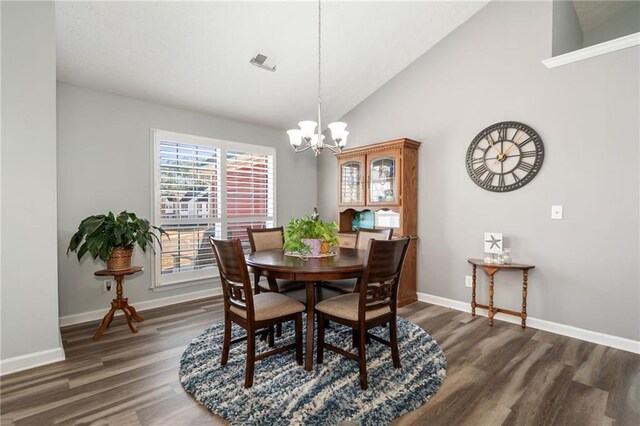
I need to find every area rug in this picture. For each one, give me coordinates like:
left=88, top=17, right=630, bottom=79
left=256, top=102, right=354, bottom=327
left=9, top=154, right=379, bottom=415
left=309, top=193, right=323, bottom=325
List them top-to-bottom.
left=179, top=316, right=447, bottom=425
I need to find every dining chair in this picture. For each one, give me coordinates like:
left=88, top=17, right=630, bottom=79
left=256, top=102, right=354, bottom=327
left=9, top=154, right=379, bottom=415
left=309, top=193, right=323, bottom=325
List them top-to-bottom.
left=247, top=226, right=306, bottom=295
left=247, top=226, right=307, bottom=337
left=322, top=227, right=394, bottom=294
left=210, top=237, right=305, bottom=388
left=315, top=237, right=410, bottom=390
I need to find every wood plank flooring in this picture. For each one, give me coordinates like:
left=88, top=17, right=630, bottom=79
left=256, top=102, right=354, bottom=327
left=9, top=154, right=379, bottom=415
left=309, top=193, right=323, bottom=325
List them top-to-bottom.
left=1, top=298, right=638, bottom=425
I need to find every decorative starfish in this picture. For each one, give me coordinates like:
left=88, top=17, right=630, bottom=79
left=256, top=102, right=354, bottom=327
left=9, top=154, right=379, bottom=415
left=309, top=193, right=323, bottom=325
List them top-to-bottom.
left=485, top=234, right=501, bottom=249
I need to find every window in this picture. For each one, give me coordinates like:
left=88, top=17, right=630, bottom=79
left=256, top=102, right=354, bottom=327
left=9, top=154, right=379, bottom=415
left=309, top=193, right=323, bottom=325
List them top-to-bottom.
left=152, top=129, right=275, bottom=288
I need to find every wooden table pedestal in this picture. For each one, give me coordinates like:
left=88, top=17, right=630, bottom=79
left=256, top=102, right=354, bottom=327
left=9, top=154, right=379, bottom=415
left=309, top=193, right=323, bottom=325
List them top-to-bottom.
left=93, top=266, right=144, bottom=340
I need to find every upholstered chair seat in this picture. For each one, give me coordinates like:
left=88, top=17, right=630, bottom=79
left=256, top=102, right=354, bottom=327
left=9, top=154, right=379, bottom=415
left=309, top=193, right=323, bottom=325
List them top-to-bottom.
left=256, top=279, right=304, bottom=293
left=230, top=292, right=305, bottom=321
left=315, top=293, right=391, bottom=322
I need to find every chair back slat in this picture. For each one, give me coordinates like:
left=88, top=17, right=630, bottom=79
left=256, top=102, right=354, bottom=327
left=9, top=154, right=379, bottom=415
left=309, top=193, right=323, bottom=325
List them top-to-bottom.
left=247, top=226, right=285, bottom=252
left=355, top=227, right=393, bottom=250
left=209, top=237, right=254, bottom=319
left=358, top=238, right=410, bottom=316
left=226, top=280, right=249, bottom=310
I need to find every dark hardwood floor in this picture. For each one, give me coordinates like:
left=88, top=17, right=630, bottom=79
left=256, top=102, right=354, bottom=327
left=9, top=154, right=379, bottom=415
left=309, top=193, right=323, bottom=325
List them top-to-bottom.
left=1, top=298, right=638, bottom=425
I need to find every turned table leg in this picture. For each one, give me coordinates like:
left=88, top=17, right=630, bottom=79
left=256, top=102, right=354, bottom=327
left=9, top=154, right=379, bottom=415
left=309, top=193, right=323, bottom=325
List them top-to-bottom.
left=471, top=265, right=477, bottom=316
left=521, top=270, right=528, bottom=328
left=488, top=273, right=495, bottom=326
left=127, top=304, right=144, bottom=323
left=93, top=305, right=117, bottom=340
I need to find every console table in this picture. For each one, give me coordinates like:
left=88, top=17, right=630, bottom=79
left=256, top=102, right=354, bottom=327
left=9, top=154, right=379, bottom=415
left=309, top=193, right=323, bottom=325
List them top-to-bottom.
left=467, top=259, right=535, bottom=328
left=93, top=266, right=144, bottom=339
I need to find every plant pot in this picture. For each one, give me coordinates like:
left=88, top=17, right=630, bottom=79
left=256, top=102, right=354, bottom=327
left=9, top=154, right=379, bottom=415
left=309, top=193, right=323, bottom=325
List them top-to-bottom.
left=302, top=239, right=322, bottom=256
left=321, top=242, right=331, bottom=254
left=107, top=246, right=134, bottom=271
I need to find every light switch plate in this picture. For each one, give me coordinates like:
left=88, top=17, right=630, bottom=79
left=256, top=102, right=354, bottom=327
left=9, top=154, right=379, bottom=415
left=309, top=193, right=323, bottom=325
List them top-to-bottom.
left=551, top=205, right=563, bottom=220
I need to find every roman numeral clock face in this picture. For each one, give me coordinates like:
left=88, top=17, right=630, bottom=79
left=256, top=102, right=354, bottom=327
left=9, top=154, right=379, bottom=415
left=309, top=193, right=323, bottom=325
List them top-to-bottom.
left=465, top=121, right=544, bottom=192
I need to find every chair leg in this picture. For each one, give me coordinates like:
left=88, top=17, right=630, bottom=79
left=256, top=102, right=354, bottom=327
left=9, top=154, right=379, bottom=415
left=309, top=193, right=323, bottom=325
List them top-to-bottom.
left=254, top=274, right=260, bottom=294
left=317, top=313, right=325, bottom=364
left=295, top=314, right=303, bottom=366
left=390, top=316, right=401, bottom=369
left=221, top=317, right=231, bottom=366
left=276, top=323, right=282, bottom=338
left=268, top=325, right=275, bottom=347
left=358, top=326, right=368, bottom=390
left=245, top=328, right=256, bottom=388
left=352, top=329, right=358, bottom=349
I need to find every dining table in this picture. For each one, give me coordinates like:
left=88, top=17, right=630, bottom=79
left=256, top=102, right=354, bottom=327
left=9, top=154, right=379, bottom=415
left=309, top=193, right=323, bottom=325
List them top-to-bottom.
left=245, top=247, right=365, bottom=371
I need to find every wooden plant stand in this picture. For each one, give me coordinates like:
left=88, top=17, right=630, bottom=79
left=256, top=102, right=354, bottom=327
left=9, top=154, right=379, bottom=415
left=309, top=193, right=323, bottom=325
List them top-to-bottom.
left=467, top=259, right=535, bottom=328
left=93, top=266, right=144, bottom=339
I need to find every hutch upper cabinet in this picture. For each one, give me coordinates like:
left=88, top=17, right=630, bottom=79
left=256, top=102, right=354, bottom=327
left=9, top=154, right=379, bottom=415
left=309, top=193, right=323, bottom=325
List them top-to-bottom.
left=335, top=138, right=421, bottom=306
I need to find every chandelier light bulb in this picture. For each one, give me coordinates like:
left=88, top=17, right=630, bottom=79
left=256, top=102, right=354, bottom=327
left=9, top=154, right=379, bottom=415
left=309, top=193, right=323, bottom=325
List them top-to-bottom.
left=298, top=121, right=317, bottom=140
left=328, top=122, right=347, bottom=141
left=287, top=129, right=303, bottom=147
left=338, top=131, right=349, bottom=147
left=310, top=134, right=325, bottom=146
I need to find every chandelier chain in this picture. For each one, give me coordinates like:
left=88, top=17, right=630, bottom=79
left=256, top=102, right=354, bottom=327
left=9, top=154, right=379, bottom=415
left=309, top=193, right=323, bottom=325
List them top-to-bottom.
left=318, top=0, right=321, bottom=106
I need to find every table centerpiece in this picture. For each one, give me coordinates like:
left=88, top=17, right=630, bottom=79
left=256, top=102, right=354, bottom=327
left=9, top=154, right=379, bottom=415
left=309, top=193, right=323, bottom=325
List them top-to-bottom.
left=283, top=215, right=339, bottom=258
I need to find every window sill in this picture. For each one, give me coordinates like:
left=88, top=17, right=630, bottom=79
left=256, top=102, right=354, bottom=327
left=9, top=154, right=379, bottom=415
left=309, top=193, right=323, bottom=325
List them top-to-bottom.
left=542, top=32, right=640, bottom=69
left=151, top=275, right=220, bottom=292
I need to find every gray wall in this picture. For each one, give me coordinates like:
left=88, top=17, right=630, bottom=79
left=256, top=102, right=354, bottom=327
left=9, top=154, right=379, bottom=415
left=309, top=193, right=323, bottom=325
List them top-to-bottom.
left=552, top=0, right=583, bottom=55
left=318, top=1, right=639, bottom=340
left=583, top=1, right=640, bottom=47
left=1, top=2, right=61, bottom=359
left=57, top=82, right=317, bottom=317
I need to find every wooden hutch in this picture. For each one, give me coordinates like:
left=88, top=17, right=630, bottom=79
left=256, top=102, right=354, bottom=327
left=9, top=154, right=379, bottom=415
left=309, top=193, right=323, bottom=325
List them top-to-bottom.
left=335, top=138, right=420, bottom=306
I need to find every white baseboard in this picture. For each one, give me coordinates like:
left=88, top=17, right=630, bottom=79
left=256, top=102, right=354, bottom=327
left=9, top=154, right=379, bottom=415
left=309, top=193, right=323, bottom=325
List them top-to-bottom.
left=59, top=287, right=222, bottom=327
left=416, top=292, right=640, bottom=354
left=0, top=345, right=66, bottom=376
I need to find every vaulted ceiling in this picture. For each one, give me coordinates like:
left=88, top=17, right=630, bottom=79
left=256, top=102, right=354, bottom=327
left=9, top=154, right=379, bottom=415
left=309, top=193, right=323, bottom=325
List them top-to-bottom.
left=572, top=0, right=634, bottom=33
left=56, top=1, right=489, bottom=130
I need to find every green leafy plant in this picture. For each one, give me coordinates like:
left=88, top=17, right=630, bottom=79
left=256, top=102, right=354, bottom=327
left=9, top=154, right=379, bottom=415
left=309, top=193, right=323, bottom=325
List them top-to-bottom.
left=67, top=211, right=167, bottom=262
left=283, top=216, right=339, bottom=254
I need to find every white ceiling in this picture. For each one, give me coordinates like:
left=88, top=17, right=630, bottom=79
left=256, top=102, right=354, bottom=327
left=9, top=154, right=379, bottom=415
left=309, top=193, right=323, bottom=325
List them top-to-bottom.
left=572, top=0, right=634, bottom=33
left=56, top=1, right=489, bottom=130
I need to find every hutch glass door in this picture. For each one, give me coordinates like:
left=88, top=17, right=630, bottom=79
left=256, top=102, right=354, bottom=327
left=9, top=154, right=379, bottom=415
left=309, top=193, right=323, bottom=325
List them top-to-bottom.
left=368, top=155, right=398, bottom=204
left=339, top=159, right=364, bottom=205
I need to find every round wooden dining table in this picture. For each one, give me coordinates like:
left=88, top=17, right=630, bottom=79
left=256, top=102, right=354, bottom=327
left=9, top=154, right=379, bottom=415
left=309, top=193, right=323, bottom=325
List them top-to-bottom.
left=246, top=247, right=365, bottom=371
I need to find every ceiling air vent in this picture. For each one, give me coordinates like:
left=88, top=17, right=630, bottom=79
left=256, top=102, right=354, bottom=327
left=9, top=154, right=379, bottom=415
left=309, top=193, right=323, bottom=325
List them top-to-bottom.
left=250, top=54, right=277, bottom=72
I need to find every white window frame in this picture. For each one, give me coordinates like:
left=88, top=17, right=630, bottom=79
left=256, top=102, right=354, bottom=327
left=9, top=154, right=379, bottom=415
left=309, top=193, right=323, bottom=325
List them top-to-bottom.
left=150, top=129, right=277, bottom=290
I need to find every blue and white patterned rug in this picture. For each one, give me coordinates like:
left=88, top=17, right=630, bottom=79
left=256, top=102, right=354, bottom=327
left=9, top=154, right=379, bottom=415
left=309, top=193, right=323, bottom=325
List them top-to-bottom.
left=179, top=316, right=447, bottom=425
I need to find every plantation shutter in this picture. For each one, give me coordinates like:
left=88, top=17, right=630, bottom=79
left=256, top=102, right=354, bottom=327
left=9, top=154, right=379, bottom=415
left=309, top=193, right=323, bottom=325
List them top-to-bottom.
left=153, top=130, right=276, bottom=287
left=225, top=149, right=275, bottom=250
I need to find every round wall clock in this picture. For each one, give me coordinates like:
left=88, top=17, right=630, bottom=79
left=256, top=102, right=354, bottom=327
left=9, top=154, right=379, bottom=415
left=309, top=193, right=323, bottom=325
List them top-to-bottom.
left=465, top=121, right=544, bottom=192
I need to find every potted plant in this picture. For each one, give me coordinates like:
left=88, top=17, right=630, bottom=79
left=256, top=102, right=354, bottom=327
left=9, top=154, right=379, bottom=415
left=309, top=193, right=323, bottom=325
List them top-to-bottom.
left=67, top=211, right=167, bottom=271
left=283, top=216, right=340, bottom=256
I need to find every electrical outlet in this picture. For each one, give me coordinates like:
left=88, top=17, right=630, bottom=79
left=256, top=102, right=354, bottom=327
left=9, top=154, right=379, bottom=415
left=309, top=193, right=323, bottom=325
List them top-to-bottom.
left=551, top=205, right=563, bottom=220
left=465, top=276, right=473, bottom=288
left=103, top=280, right=112, bottom=292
